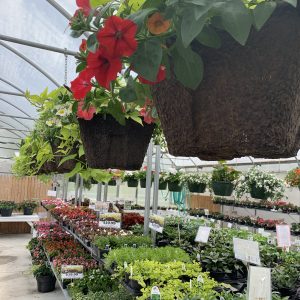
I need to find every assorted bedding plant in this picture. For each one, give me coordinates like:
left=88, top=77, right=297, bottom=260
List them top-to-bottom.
left=285, top=167, right=300, bottom=189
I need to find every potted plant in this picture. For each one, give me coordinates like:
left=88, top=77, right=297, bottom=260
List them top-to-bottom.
left=211, top=162, right=240, bottom=196
left=235, top=166, right=285, bottom=200
left=285, top=167, right=300, bottom=190
left=137, top=169, right=153, bottom=188
left=123, top=171, right=139, bottom=188
left=158, top=172, right=168, bottom=190
left=166, top=172, right=183, bottom=192
left=183, top=173, right=210, bottom=193
left=18, top=200, right=38, bottom=215
left=0, top=201, right=17, bottom=217
left=32, top=263, right=56, bottom=293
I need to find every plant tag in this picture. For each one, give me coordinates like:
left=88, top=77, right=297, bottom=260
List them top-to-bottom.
left=47, top=190, right=57, bottom=197
left=124, top=200, right=132, bottom=210
left=95, top=202, right=109, bottom=213
left=89, top=204, right=96, bottom=210
left=204, top=209, right=209, bottom=216
left=99, top=213, right=121, bottom=229
left=149, top=214, right=165, bottom=233
left=210, top=218, right=215, bottom=223
left=227, top=223, right=233, bottom=228
left=276, top=225, right=291, bottom=248
left=195, top=226, right=211, bottom=243
left=240, top=226, right=249, bottom=231
left=258, top=228, right=264, bottom=235
left=262, top=231, right=271, bottom=238
left=233, top=238, right=261, bottom=265
left=293, top=239, right=300, bottom=246
left=196, top=253, right=201, bottom=261
left=124, top=261, right=128, bottom=268
left=182, top=263, right=186, bottom=271
left=61, top=265, right=83, bottom=280
left=130, top=266, right=133, bottom=277
left=247, top=266, right=271, bottom=300
left=197, top=275, right=204, bottom=284
left=189, top=279, right=192, bottom=289
left=151, top=286, right=161, bottom=300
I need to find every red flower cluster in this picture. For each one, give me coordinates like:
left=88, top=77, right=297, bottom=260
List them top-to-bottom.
left=138, top=65, right=166, bottom=85
left=140, top=98, right=157, bottom=124
left=122, top=212, right=144, bottom=230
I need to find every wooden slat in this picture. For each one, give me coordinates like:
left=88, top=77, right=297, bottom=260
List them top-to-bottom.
left=190, top=194, right=221, bottom=213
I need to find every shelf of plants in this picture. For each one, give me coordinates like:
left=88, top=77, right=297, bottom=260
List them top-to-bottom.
left=25, top=198, right=300, bottom=299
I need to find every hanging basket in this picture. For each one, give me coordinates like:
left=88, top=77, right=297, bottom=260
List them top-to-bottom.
left=152, top=5, right=300, bottom=160
left=78, top=115, right=154, bottom=170
left=127, top=179, right=138, bottom=188
left=108, top=180, right=117, bottom=186
left=159, top=181, right=167, bottom=190
left=168, top=181, right=182, bottom=192
left=212, top=181, right=234, bottom=197
left=188, top=183, right=206, bottom=193
left=250, top=185, right=270, bottom=200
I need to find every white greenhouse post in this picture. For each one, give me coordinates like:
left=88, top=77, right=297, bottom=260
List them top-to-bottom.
left=144, top=140, right=153, bottom=236
left=74, top=173, right=80, bottom=204
left=78, top=176, right=83, bottom=206
left=64, top=179, right=69, bottom=201
left=96, top=183, right=102, bottom=202
left=104, top=183, right=108, bottom=202
left=135, top=187, right=139, bottom=205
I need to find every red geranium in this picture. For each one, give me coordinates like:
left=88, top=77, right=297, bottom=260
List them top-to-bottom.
left=76, top=0, right=91, bottom=16
left=97, top=16, right=137, bottom=57
left=79, top=39, right=87, bottom=51
left=87, top=47, right=122, bottom=89
left=138, top=65, right=166, bottom=85
left=70, top=69, right=92, bottom=100
left=77, top=100, right=96, bottom=120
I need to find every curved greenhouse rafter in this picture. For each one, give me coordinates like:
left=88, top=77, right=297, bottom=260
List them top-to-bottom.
left=0, top=77, right=25, bottom=93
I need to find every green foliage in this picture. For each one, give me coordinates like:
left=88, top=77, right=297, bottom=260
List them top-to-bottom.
left=211, top=162, right=240, bottom=182
left=0, top=200, right=17, bottom=209
left=18, top=200, right=38, bottom=210
left=32, top=263, right=53, bottom=278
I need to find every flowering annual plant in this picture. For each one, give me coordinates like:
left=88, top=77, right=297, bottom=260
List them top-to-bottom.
left=211, top=162, right=240, bottom=183
left=235, top=166, right=285, bottom=201
left=285, top=167, right=300, bottom=187
left=122, top=171, right=139, bottom=182
left=165, top=171, right=184, bottom=183
left=182, top=173, right=210, bottom=185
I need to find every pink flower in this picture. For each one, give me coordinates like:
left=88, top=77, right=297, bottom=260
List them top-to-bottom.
left=77, top=101, right=96, bottom=120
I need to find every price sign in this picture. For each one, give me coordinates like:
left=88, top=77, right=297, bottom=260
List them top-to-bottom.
left=47, top=190, right=57, bottom=197
left=89, top=204, right=96, bottom=210
left=99, top=213, right=121, bottom=229
left=149, top=214, right=165, bottom=233
left=276, top=225, right=291, bottom=248
left=195, top=226, right=211, bottom=243
left=240, top=226, right=249, bottom=231
left=233, top=238, right=261, bottom=265
left=61, top=265, right=83, bottom=280
left=247, top=266, right=271, bottom=300
left=151, top=286, right=161, bottom=300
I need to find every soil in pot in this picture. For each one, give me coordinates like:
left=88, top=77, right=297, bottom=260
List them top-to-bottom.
left=152, top=4, right=300, bottom=160
left=78, top=114, right=154, bottom=170
left=127, top=179, right=138, bottom=188
left=158, top=181, right=167, bottom=190
left=212, top=181, right=234, bottom=196
left=168, top=182, right=182, bottom=192
left=188, top=182, right=206, bottom=193
left=250, top=185, right=269, bottom=200
left=23, top=207, right=34, bottom=215
left=1, top=208, right=13, bottom=217
left=36, top=275, right=56, bottom=293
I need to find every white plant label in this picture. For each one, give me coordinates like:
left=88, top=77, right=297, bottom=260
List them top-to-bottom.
left=47, top=190, right=57, bottom=197
left=124, top=200, right=132, bottom=210
left=88, top=204, right=96, bottom=210
left=204, top=209, right=209, bottom=216
left=99, top=213, right=121, bottom=229
left=149, top=214, right=165, bottom=233
left=227, top=223, right=233, bottom=228
left=276, top=225, right=291, bottom=248
left=195, top=226, right=211, bottom=243
left=240, top=226, right=249, bottom=231
left=258, top=228, right=265, bottom=235
left=233, top=238, right=261, bottom=265
left=61, top=265, right=83, bottom=280
left=247, top=266, right=271, bottom=300
left=197, top=275, right=204, bottom=284
left=151, top=286, right=161, bottom=300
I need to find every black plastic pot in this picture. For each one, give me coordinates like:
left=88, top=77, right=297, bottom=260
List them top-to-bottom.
left=127, top=179, right=138, bottom=188
left=140, top=179, right=152, bottom=188
left=108, top=180, right=116, bottom=186
left=158, top=181, right=167, bottom=190
left=212, top=181, right=234, bottom=196
left=168, top=182, right=182, bottom=192
left=188, top=182, right=206, bottom=193
left=250, top=185, right=269, bottom=200
left=23, top=207, right=34, bottom=215
left=1, top=208, right=13, bottom=217
left=36, top=275, right=56, bottom=293
left=278, top=287, right=295, bottom=297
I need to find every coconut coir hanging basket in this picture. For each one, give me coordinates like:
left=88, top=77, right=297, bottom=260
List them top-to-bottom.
left=152, top=4, right=300, bottom=160
left=78, top=114, right=154, bottom=170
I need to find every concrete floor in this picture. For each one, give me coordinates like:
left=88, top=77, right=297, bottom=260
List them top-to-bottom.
left=0, top=234, right=65, bottom=300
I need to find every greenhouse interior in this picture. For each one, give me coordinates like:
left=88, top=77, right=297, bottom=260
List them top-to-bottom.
left=0, top=0, right=299, bottom=299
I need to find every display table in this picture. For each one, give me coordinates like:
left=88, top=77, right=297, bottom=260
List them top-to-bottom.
left=0, top=214, right=39, bottom=232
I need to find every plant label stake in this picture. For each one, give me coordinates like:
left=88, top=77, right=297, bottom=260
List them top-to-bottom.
left=276, top=224, right=291, bottom=248
left=195, top=226, right=211, bottom=243
left=233, top=238, right=261, bottom=266
left=247, top=266, right=271, bottom=300
left=197, top=275, right=204, bottom=285
left=151, top=286, right=161, bottom=300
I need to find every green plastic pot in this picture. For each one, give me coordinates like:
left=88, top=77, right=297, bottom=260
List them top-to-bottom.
left=127, top=179, right=138, bottom=188
left=108, top=180, right=116, bottom=186
left=159, top=181, right=167, bottom=190
left=212, top=181, right=234, bottom=196
left=168, top=182, right=182, bottom=192
left=188, top=182, right=206, bottom=193
left=250, top=185, right=269, bottom=200
left=23, top=207, right=34, bottom=215
left=1, top=208, right=13, bottom=217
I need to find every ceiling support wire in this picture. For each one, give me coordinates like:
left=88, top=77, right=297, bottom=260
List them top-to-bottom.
left=0, top=41, right=60, bottom=87
left=0, top=77, right=25, bottom=93
left=0, top=98, right=33, bottom=118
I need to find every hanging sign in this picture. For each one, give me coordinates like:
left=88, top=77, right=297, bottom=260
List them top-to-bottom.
left=47, top=190, right=57, bottom=197
left=99, top=213, right=121, bottom=229
left=149, top=214, right=165, bottom=233
left=276, top=225, right=291, bottom=248
left=195, top=226, right=211, bottom=243
left=233, top=238, right=261, bottom=265
left=61, top=265, right=84, bottom=280
left=247, top=266, right=271, bottom=300
left=151, top=286, right=161, bottom=300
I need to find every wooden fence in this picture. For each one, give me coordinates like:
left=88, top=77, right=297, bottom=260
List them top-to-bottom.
left=0, top=175, right=51, bottom=234
left=189, top=194, right=221, bottom=213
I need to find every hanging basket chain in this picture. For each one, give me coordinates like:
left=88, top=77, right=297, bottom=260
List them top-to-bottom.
left=64, top=48, right=68, bottom=85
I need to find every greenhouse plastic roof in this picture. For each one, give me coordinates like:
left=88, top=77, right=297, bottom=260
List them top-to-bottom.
left=0, top=0, right=299, bottom=171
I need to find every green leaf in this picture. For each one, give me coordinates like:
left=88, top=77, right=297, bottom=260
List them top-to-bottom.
left=90, top=0, right=110, bottom=8
left=220, top=0, right=252, bottom=45
left=283, top=0, right=297, bottom=7
left=252, top=2, right=276, bottom=30
left=181, top=7, right=207, bottom=47
left=127, top=8, right=157, bottom=27
left=196, top=26, right=221, bottom=49
left=87, top=33, right=99, bottom=53
left=130, top=39, right=162, bottom=81
left=173, top=43, right=204, bottom=90
left=76, top=62, right=87, bottom=73
left=119, top=77, right=137, bottom=103
left=135, top=82, right=152, bottom=106
left=107, top=101, right=126, bottom=125
left=130, top=115, right=143, bottom=125
left=79, top=145, right=85, bottom=157
left=58, top=154, right=77, bottom=167
left=67, top=162, right=83, bottom=178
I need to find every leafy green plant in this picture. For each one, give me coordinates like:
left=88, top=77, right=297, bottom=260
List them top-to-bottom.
left=211, top=162, right=240, bottom=182
left=122, top=171, right=139, bottom=182
left=166, top=172, right=184, bottom=183
left=182, top=173, right=210, bottom=185
left=18, top=200, right=38, bottom=210
left=0, top=201, right=17, bottom=209
left=32, top=263, right=54, bottom=278
left=272, top=265, right=299, bottom=290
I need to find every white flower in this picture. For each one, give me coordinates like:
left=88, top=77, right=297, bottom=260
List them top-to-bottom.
left=56, top=108, right=68, bottom=117
left=46, top=119, right=54, bottom=127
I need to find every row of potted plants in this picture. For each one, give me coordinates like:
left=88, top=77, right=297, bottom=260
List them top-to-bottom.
left=0, top=200, right=38, bottom=217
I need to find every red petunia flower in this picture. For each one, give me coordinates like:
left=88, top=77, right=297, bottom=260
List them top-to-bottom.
left=76, top=0, right=91, bottom=16
left=97, top=16, right=137, bottom=57
left=80, top=39, right=87, bottom=51
left=87, top=47, right=122, bottom=89
left=138, top=65, right=166, bottom=85
left=70, top=70, right=93, bottom=100
left=140, top=98, right=156, bottom=124
left=77, top=101, right=96, bottom=120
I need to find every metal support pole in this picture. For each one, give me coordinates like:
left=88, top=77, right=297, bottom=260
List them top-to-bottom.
left=144, top=141, right=154, bottom=236
left=151, top=145, right=161, bottom=241
left=74, top=173, right=80, bottom=205
left=78, top=176, right=83, bottom=206
left=61, top=177, right=65, bottom=200
left=64, top=179, right=69, bottom=201
left=96, top=183, right=102, bottom=202
left=104, top=183, right=108, bottom=202
left=116, top=183, right=120, bottom=199
left=135, top=187, right=139, bottom=205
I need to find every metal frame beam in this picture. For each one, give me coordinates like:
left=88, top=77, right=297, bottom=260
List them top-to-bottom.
left=0, top=41, right=60, bottom=87
left=0, top=77, right=25, bottom=93
left=0, top=91, right=24, bottom=97
left=0, top=98, right=32, bottom=117
left=0, top=110, right=30, bottom=130
left=0, top=113, right=35, bottom=121
left=0, top=120, right=25, bottom=138
left=0, top=127, right=29, bottom=133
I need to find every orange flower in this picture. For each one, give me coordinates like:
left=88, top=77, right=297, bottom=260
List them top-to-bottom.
left=147, top=12, right=171, bottom=35
left=295, top=168, right=300, bottom=175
